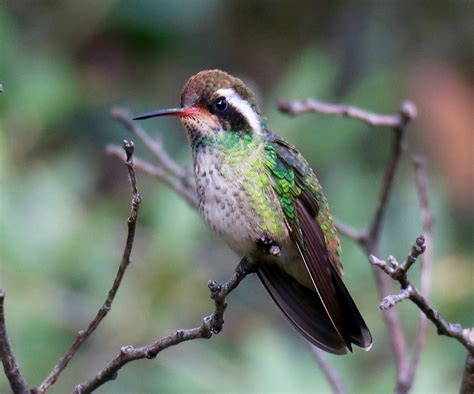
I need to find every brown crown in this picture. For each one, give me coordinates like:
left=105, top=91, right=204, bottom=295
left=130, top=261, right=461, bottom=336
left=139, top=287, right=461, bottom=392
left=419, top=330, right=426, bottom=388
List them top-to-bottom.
left=180, top=69, right=259, bottom=111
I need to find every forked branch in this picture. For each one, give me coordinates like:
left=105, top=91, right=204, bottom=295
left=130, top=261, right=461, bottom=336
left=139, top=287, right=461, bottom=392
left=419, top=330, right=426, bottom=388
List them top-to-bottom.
left=34, top=141, right=142, bottom=393
left=369, top=237, right=474, bottom=354
left=72, top=259, right=255, bottom=393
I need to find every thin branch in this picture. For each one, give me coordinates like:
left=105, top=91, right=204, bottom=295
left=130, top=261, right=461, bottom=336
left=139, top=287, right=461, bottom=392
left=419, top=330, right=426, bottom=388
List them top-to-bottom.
left=277, top=98, right=417, bottom=129
left=358, top=102, right=417, bottom=391
left=365, top=102, right=417, bottom=246
left=356, top=103, right=414, bottom=387
left=110, top=107, right=194, bottom=186
left=366, top=128, right=403, bottom=247
left=35, top=141, right=142, bottom=393
left=106, top=144, right=198, bottom=208
left=395, top=156, right=434, bottom=393
left=333, top=219, right=367, bottom=244
left=369, top=237, right=474, bottom=354
left=72, top=258, right=255, bottom=394
left=379, top=288, right=412, bottom=310
left=0, top=289, right=30, bottom=394
left=310, top=346, right=346, bottom=394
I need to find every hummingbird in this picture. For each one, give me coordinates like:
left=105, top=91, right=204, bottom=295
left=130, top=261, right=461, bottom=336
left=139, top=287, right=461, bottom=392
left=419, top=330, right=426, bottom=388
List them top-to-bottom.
left=134, top=69, right=372, bottom=354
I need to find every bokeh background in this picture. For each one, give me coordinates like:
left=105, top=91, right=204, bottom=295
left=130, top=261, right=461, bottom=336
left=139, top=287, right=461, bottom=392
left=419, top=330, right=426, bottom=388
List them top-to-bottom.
left=1, top=1, right=472, bottom=393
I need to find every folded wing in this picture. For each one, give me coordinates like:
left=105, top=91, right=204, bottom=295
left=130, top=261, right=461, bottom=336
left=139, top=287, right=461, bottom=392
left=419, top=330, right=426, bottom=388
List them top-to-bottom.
left=259, top=137, right=372, bottom=353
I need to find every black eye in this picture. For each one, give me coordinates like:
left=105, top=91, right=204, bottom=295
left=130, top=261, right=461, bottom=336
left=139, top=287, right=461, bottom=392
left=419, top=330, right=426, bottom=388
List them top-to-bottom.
left=214, top=97, right=227, bottom=112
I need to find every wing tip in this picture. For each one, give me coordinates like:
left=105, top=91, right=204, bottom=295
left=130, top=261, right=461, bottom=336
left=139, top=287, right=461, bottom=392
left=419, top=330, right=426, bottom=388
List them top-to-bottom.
left=363, top=343, right=373, bottom=352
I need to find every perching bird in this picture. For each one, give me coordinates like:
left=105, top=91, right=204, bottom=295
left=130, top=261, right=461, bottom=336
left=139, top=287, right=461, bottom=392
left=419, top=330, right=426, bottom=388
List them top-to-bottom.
left=134, top=69, right=372, bottom=354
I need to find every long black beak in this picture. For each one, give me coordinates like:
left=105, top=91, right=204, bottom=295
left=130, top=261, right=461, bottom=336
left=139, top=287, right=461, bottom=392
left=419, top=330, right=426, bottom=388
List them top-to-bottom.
left=133, top=107, right=199, bottom=120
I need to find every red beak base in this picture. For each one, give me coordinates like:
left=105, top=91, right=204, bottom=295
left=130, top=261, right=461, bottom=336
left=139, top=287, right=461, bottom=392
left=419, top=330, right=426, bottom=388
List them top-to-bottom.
left=133, top=107, right=199, bottom=120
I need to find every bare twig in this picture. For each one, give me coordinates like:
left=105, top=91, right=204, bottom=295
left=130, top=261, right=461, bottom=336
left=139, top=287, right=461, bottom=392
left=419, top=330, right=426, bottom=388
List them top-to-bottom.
left=277, top=98, right=417, bottom=129
left=358, top=102, right=416, bottom=391
left=363, top=102, right=416, bottom=246
left=111, top=107, right=194, bottom=186
left=35, top=141, right=142, bottom=393
left=106, top=144, right=198, bottom=208
left=394, top=156, right=435, bottom=393
left=333, top=219, right=367, bottom=244
left=369, top=237, right=474, bottom=354
left=72, top=258, right=255, bottom=393
left=0, top=290, right=30, bottom=394
left=310, top=346, right=346, bottom=394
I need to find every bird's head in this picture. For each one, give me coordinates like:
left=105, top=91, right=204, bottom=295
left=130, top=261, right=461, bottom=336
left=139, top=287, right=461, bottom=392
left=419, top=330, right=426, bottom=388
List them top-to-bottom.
left=134, top=69, right=265, bottom=140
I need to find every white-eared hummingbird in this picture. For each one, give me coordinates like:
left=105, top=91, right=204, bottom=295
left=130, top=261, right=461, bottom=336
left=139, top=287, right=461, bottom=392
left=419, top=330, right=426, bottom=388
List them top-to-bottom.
left=134, top=69, right=372, bottom=354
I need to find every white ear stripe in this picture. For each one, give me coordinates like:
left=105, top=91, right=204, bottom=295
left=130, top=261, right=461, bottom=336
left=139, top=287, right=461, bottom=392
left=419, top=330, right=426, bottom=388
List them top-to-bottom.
left=215, top=88, right=262, bottom=134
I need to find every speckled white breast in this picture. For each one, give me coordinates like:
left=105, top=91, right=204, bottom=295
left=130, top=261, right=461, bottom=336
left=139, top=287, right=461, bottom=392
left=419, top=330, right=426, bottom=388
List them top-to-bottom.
left=193, top=148, right=312, bottom=288
left=194, top=150, right=261, bottom=256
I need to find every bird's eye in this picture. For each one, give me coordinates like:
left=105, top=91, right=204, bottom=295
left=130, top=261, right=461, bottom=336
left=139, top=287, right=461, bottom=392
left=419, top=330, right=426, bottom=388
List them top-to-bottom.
left=214, top=97, right=227, bottom=112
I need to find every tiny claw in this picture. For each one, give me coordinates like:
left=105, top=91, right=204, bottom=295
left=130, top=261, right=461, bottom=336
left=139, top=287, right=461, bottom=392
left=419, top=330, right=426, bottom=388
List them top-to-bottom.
left=258, top=237, right=281, bottom=257
left=269, top=244, right=281, bottom=256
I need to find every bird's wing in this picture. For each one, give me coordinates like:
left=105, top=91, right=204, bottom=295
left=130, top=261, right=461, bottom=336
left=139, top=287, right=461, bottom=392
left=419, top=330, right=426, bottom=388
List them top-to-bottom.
left=259, top=136, right=372, bottom=352
left=257, top=261, right=348, bottom=354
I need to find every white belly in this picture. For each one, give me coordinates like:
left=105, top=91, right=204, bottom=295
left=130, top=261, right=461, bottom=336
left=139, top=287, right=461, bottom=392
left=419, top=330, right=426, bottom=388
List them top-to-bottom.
left=194, top=153, right=260, bottom=256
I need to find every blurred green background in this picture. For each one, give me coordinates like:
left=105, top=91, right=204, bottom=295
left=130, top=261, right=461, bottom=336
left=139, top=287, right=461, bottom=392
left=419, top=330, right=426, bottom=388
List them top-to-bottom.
left=1, top=1, right=472, bottom=393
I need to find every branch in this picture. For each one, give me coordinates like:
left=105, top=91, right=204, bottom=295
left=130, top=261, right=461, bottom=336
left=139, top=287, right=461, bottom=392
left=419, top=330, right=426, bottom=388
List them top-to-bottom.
left=277, top=98, right=417, bottom=129
left=356, top=102, right=416, bottom=389
left=110, top=107, right=194, bottom=187
left=35, top=140, right=142, bottom=393
left=106, top=144, right=198, bottom=208
left=395, top=156, right=435, bottom=393
left=333, top=219, right=366, bottom=244
left=369, top=237, right=474, bottom=354
left=72, top=258, right=255, bottom=393
left=0, top=289, right=30, bottom=394
left=310, top=346, right=346, bottom=394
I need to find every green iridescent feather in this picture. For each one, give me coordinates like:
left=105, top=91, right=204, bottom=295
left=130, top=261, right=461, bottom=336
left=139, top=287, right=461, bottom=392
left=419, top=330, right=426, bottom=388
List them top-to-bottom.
left=198, top=130, right=341, bottom=271
left=214, top=131, right=288, bottom=239
left=265, top=137, right=342, bottom=272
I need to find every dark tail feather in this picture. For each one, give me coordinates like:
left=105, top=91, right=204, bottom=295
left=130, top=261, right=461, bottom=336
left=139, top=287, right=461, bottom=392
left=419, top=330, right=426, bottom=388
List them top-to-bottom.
left=292, top=198, right=373, bottom=352
left=257, top=263, right=348, bottom=355
left=331, top=270, right=373, bottom=350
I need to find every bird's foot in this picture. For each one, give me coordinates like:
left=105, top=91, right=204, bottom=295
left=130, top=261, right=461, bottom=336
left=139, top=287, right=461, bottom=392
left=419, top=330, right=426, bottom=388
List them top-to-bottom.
left=258, top=237, right=281, bottom=257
